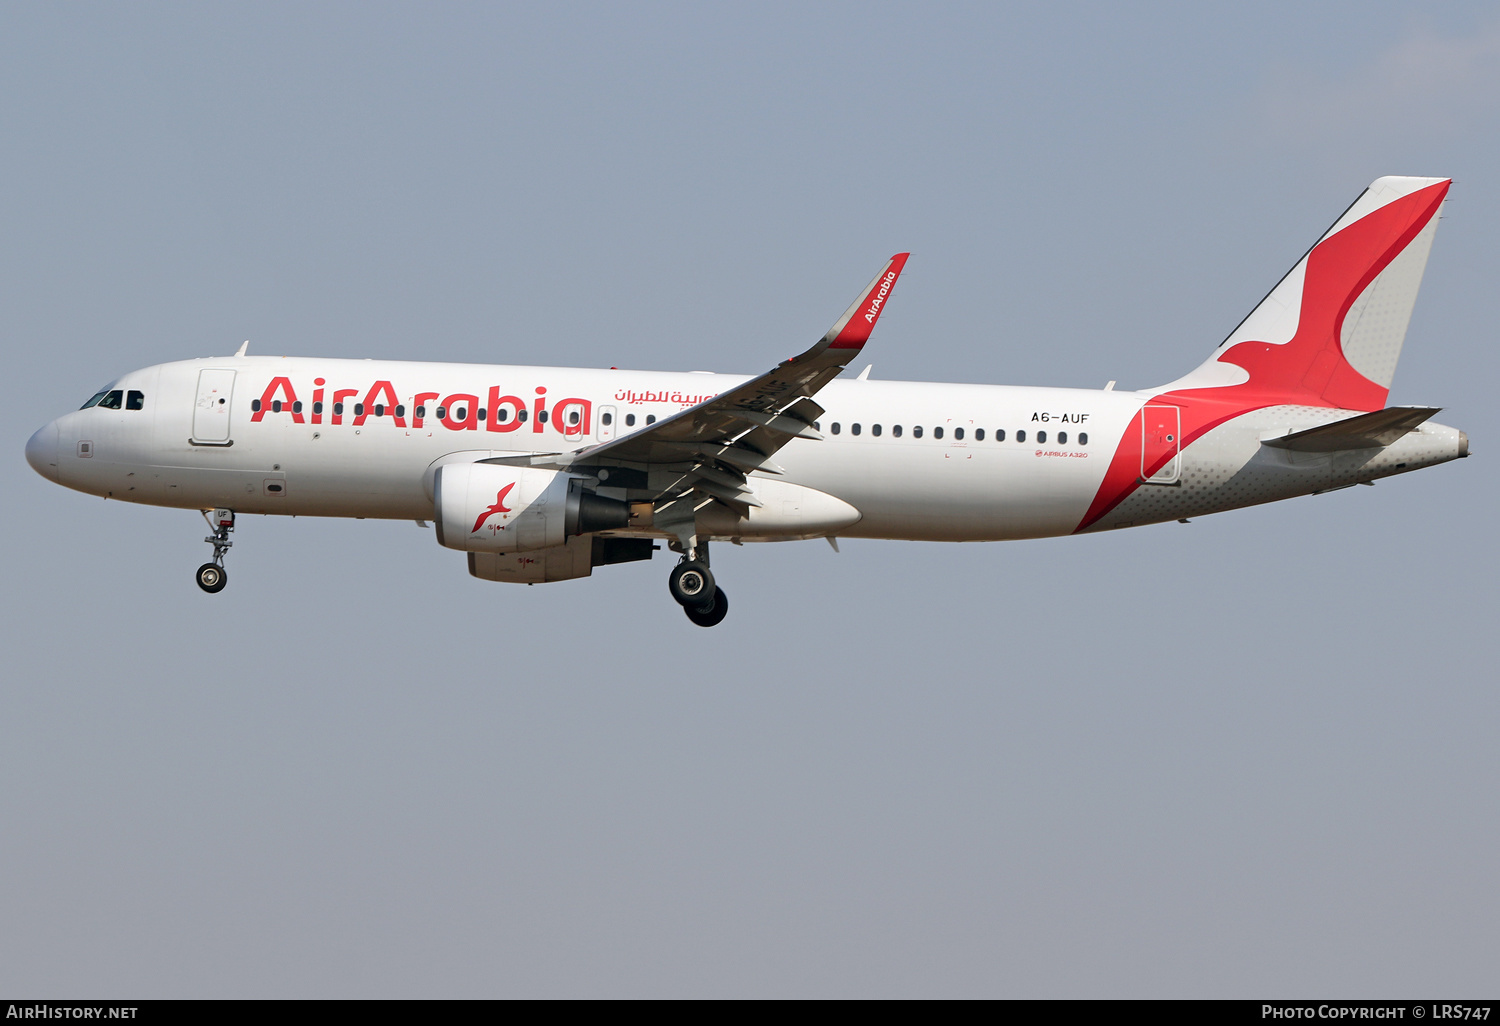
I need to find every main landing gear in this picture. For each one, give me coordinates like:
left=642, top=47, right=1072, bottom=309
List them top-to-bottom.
left=197, top=508, right=234, bottom=594
left=668, top=552, right=728, bottom=627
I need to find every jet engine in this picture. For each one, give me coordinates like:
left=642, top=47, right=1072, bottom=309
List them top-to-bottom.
left=433, top=463, right=629, bottom=553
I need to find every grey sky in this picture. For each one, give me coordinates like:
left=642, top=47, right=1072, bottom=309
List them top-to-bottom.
left=2, top=2, right=1496, bottom=997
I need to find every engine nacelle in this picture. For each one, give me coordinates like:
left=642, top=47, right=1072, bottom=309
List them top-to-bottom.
left=433, top=463, right=629, bottom=553
left=467, top=535, right=656, bottom=584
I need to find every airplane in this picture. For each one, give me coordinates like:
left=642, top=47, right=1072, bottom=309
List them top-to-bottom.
left=24, top=176, right=1469, bottom=626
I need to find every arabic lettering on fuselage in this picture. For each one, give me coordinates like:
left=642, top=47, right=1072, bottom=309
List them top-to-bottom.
left=612, top=389, right=717, bottom=406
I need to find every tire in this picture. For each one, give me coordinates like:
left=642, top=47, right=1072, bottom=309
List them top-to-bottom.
left=668, top=560, right=715, bottom=607
left=196, top=562, right=227, bottom=594
left=684, top=587, right=728, bottom=627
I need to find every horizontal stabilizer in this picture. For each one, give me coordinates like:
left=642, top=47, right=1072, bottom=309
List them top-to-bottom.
left=1262, top=406, right=1439, bottom=452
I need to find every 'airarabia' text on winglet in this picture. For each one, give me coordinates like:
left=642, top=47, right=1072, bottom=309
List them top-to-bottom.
left=864, top=270, right=897, bottom=323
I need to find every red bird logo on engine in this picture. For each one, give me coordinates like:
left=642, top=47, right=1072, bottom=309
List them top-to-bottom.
left=472, top=483, right=516, bottom=533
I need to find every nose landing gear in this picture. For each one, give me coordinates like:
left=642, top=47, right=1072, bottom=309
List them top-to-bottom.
left=197, top=508, right=234, bottom=594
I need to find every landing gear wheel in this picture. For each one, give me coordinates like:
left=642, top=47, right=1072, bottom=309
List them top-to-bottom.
left=669, top=560, right=715, bottom=607
left=196, top=562, right=227, bottom=594
left=684, top=587, right=728, bottom=627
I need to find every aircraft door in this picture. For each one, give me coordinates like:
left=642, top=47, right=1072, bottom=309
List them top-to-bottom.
left=192, top=369, right=236, bottom=444
left=597, top=404, right=617, bottom=441
left=1141, top=405, right=1180, bottom=483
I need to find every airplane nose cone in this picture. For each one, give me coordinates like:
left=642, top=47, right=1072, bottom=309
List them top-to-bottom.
left=25, top=422, right=59, bottom=482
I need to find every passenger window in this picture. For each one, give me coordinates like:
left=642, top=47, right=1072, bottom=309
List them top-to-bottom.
left=80, top=389, right=110, bottom=410
left=98, top=390, right=123, bottom=410
left=126, top=390, right=145, bottom=411
left=272, top=400, right=283, bottom=413
left=291, top=400, right=302, bottom=414
left=313, top=401, right=324, bottom=415
left=333, top=402, right=344, bottom=415
left=354, top=403, right=365, bottom=416
left=374, top=403, right=384, bottom=417
left=395, top=405, right=405, bottom=418
left=435, top=406, right=446, bottom=420
left=453, top=406, right=467, bottom=421
left=477, top=408, right=486, bottom=421
left=495, top=408, right=508, bottom=422
left=518, top=408, right=527, bottom=422
left=538, top=410, right=548, bottom=424
left=568, top=410, right=580, bottom=425
left=601, top=412, right=612, bottom=426
left=625, top=413, right=636, bottom=426
left=645, top=414, right=655, bottom=424
left=814, top=421, right=821, bottom=430
left=831, top=422, right=841, bottom=435
left=851, top=423, right=861, bottom=435
left=872, top=424, right=882, bottom=436
left=892, top=425, right=902, bottom=437
left=913, top=425, right=923, bottom=438
left=934, top=426, right=944, bottom=439
left=954, top=427, right=964, bottom=440
left=975, top=428, right=984, bottom=441
left=996, top=429, right=1005, bottom=441
left=1017, top=429, right=1026, bottom=442
left=1037, top=430, right=1047, bottom=443
left=1058, top=431, right=1067, bottom=444
left=1078, top=432, right=1088, bottom=445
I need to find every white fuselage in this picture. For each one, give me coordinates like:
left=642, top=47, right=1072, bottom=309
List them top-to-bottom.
left=27, top=355, right=1466, bottom=542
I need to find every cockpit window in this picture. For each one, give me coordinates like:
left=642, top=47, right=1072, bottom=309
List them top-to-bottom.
left=80, top=389, right=110, bottom=410
left=96, top=390, right=124, bottom=410
left=125, top=390, right=145, bottom=411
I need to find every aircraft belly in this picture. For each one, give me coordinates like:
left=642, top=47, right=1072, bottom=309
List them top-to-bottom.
left=145, top=448, right=430, bottom=518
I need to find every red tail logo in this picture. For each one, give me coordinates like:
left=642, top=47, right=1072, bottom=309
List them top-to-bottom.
left=472, top=483, right=515, bottom=533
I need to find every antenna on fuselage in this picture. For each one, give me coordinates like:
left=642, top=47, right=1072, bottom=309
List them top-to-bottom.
left=234, top=340, right=249, bottom=357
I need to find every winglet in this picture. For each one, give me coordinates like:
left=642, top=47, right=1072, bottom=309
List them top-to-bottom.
left=822, top=253, right=909, bottom=350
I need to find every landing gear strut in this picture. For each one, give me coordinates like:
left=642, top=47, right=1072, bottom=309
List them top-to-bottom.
left=197, top=508, right=234, bottom=594
left=659, top=512, right=730, bottom=626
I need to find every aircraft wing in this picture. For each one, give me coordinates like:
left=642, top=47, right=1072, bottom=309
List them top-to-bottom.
left=521, top=254, right=909, bottom=513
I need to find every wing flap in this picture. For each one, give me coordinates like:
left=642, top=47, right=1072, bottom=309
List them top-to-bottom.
left=736, top=410, right=825, bottom=440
